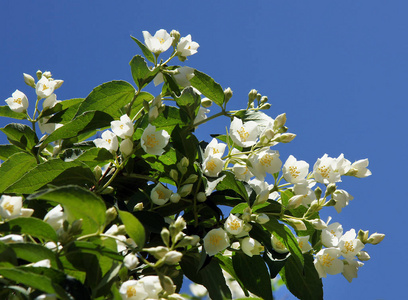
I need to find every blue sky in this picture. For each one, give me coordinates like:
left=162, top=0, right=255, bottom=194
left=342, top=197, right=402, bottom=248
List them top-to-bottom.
left=1, top=1, right=406, bottom=299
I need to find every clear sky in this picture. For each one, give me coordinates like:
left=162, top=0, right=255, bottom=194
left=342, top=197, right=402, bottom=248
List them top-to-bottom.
left=1, top=1, right=406, bottom=299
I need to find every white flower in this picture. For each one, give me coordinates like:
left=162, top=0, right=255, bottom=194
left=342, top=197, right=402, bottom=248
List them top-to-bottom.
left=143, top=29, right=174, bottom=54
left=177, top=34, right=199, bottom=57
left=174, top=66, right=195, bottom=87
left=36, top=76, right=57, bottom=99
left=5, top=90, right=28, bottom=113
left=43, top=94, right=60, bottom=110
left=194, top=106, right=210, bottom=126
left=111, top=114, right=134, bottom=139
left=38, top=117, right=62, bottom=134
left=230, top=117, right=259, bottom=148
left=141, top=124, right=170, bottom=156
left=94, top=130, right=118, bottom=153
left=120, top=138, right=133, bottom=157
left=203, top=138, right=226, bottom=159
left=248, top=149, right=282, bottom=180
left=313, top=154, right=350, bottom=184
left=202, top=155, right=224, bottom=177
left=282, top=155, right=309, bottom=184
left=349, top=159, right=372, bottom=178
left=232, top=163, right=253, bottom=182
left=248, top=178, right=274, bottom=205
left=150, top=183, right=172, bottom=206
left=333, top=189, right=353, bottom=213
left=0, top=195, right=23, bottom=219
left=44, top=204, right=67, bottom=231
left=256, top=213, right=270, bottom=225
left=224, top=214, right=244, bottom=235
left=321, top=222, right=343, bottom=248
left=203, top=228, right=230, bottom=256
left=338, top=229, right=365, bottom=259
left=0, top=234, right=24, bottom=244
left=271, top=234, right=289, bottom=254
left=297, top=236, right=313, bottom=253
left=241, top=237, right=264, bottom=257
left=314, top=248, right=344, bottom=278
left=163, top=250, right=183, bottom=265
left=124, top=253, right=139, bottom=269
left=32, top=259, right=51, bottom=268
left=342, top=259, right=364, bottom=282
left=222, top=270, right=247, bottom=299
left=138, top=276, right=163, bottom=299
left=119, top=279, right=148, bottom=300
left=189, top=283, right=208, bottom=298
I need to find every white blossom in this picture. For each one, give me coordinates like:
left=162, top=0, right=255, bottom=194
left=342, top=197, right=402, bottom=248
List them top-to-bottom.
left=143, top=29, right=173, bottom=54
left=177, top=34, right=199, bottom=57
left=174, top=66, right=195, bottom=87
left=36, top=76, right=57, bottom=98
left=5, top=90, right=28, bottom=113
left=43, top=94, right=60, bottom=110
left=194, top=106, right=209, bottom=126
left=111, top=114, right=134, bottom=139
left=230, top=117, right=259, bottom=148
left=141, top=124, right=170, bottom=156
left=94, top=130, right=118, bottom=153
left=120, top=138, right=133, bottom=157
left=203, top=138, right=226, bottom=160
left=248, top=149, right=282, bottom=180
left=313, top=154, right=350, bottom=184
left=202, top=155, right=224, bottom=177
left=282, top=155, right=309, bottom=184
left=349, top=159, right=372, bottom=178
left=232, top=163, right=253, bottom=182
left=150, top=183, right=172, bottom=206
left=333, top=189, right=353, bottom=213
left=0, top=195, right=23, bottom=219
left=43, top=204, right=67, bottom=231
left=224, top=214, right=244, bottom=235
left=321, top=222, right=343, bottom=248
left=203, top=228, right=230, bottom=256
left=338, top=229, right=365, bottom=259
left=0, top=234, right=24, bottom=244
left=271, top=234, right=289, bottom=254
left=297, top=236, right=313, bottom=253
left=241, top=237, right=264, bottom=257
left=314, top=248, right=344, bottom=278
left=124, top=253, right=139, bottom=269
left=342, top=259, right=364, bottom=282
left=119, top=279, right=148, bottom=300
left=189, top=283, right=208, bottom=298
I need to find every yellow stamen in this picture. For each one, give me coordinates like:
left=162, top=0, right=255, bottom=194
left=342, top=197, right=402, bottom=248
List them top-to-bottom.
left=42, top=84, right=49, bottom=91
left=14, top=98, right=22, bottom=105
left=237, top=127, right=250, bottom=142
left=146, top=134, right=159, bottom=148
left=260, top=154, right=273, bottom=167
left=206, top=160, right=217, bottom=171
left=289, top=166, right=300, bottom=178
left=318, top=166, right=330, bottom=178
left=156, top=190, right=165, bottom=199
left=3, top=202, right=14, bottom=214
left=229, top=219, right=241, bottom=231
left=210, top=235, right=221, bottom=245
left=343, top=241, right=354, bottom=254
left=321, top=253, right=334, bottom=267
left=126, top=286, right=137, bottom=297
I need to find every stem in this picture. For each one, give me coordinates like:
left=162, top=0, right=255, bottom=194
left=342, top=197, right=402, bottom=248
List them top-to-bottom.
left=191, top=110, right=230, bottom=129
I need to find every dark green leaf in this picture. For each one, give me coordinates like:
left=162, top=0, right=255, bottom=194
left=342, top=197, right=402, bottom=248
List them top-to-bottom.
left=130, top=36, right=155, bottom=63
left=129, top=55, right=160, bottom=90
left=190, top=70, right=225, bottom=107
left=75, top=81, right=136, bottom=118
left=41, top=98, right=84, bottom=118
left=47, top=100, right=84, bottom=125
left=0, top=105, right=26, bottom=119
left=151, top=106, right=190, bottom=134
left=233, top=110, right=274, bottom=128
left=43, top=111, right=113, bottom=145
left=0, top=123, right=38, bottom=152
left=171, top=125, right=199, bottom=163
left=0, top=144, right=26, bottom=160
left=61, top=147, right=114, bottom=168
left=0, top=152, right=37, bottom=193
left=5, top=160, right=95, bottom=194
left=216, top=171, right=249, bottom=202
left=29, top=185, right=106, bottom=235
left=118, top=210, right=145, bottom=249
left=0, top=217, right=58, bottom=242
left=0, top=241, right=17, bottom=265
left=66, top=241, right=123, bottom=261
left=9, top=243, right=58, bottom=268
left=232, top=251, right=273, bottom=300
left=216, top=254, right=249, bottom=297
left=280, top=254, right=323, bottom=300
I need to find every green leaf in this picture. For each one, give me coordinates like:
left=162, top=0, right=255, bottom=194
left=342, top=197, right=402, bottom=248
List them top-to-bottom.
left=130, top=36, right=155, bottom=63
left=129, top=55, right=160, bottom=90
left=190, top=70, right=225, bottom=107
left=75, top=81, right=135, bottom=118
left=174, top=87, right=201, bottom=121
left=129, top=91, right=154, bottom=120
left=41, top=98, right=84, bottom=118
left=47, top=100, right=84, bottom=125
left=0, top=105, right=26, bottom=119
left=151, top=106, right=190, bottom=134
left=43, top=110, right=113, bottom=145
left=233, top=110, right=274, bottom=128
left=0, top=123, right=38, bottom=152
left=171, top=125, right=199, bottom=163
left=0, top=144, right=26, bottom=160
left=61, top=147, right=114, bottom=168
left=0, top=152, right=37, bottom=193
left=5, top=159, right=95, bottom=194
left=216, top=171, right=249, bottom=202
left=29, top=185, right=106, bottom=235
left=231, top=203, right=249, bottom=214
left=118, top=210, right=145, bottom=249
left=0, top=217, right=58, bottom=242
left=262, top=217, right=304, bottom=268
left=0, top=241, right=18, bottom=265
left=66, top=241, right=123, bottom=261
left=9, top=243, right=58, bottom=268
left=232, top=252, right=273, bottom=300
left=180, top=253, right=232, bottom=300
left=216, top=254, right=249, bottom=297
left=280, top=254, right=323, bottom=300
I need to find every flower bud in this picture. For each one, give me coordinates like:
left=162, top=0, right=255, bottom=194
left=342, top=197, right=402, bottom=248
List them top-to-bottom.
left=170, top=30, right=181, bottom=46
left=36, top=70, right=43, bottom=80
left=43, top=71, right=52, bottom=78
left=23, top=73, right=36, bottom=88
left=53, top=80, right=64, bottom=90
left=224, top=87, right=233, bottom=103
left=248, top=89, right=258, bottom=104
left=256, top=93, right=262, bottom=102
left=260, top=96, right=268, bottom=104
left=201, top=97, right=213, bottom=108
left=260, top=103, right=271, bottom=110
left=273, top=113, right=286, bottom=129
left=263, top=129, right=275, bottom=141
left=274, top=133, right=296, bottom=143
left=120, top=138, right=133, bottom=157
left=93, top=166, right=102, bottom=181
left=169, top=169, right=178, bottom=181
left=183, top=174, right=198, bottom=184
left=325, top=183, right=337, bottom=196
left=178, top=184, right=193, bottom=197
left=100, top=186, right=114, bottom=194
left=314, top=187, right=322, bottom=199
left=196, top=192, right=206, bottom=202
left=170, top=193, right=181, bottom=203
left=287, top=195, right=305, bottom=210
left=133, top=202, right=144, bottom=211
left=105, top=207, right=118, bottom=224
left=242, top=212, right=251, bottom=223
left=256, top=213, right=270, bottom=224
left=174, top=216, right=186, bottom=231
left=287, top=218, right=306, bottom=231
left=310, top=218, right=327, bottom=230
left=70, top=219, right=83, bottom=235
left=243, top=223, right=252, bottom=232
left=117, top=225, right=127, bottom=235
left=161, top=227, right=170, bottom=247
left=358, top=229, right=369, bottom=243
left=367, top=232, right=385, bottom=245
left=190, top=235, right=200, bottom=246
left=146, top=246, right=169, bottom=259
left=163, top=251, right=183, bottom=265
left=357, top=251, right=371, bottom=261
left=123, top=253, right=139, bottom=269
left=160, top=275, right=176, bottom=295
left=168, top=293, right=186, bottom=300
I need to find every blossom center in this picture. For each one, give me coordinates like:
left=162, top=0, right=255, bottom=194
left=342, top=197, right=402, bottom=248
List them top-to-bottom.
left=159, top=38, right=165, bottom=44
left=42, top=84, right=49, bottom=91
left=14, top=98, right=22, bottom=105
left=120, top=124, right=124, bottom=129
left=237, top=127, right=249, bottom=142
left=146, top=134, right=159, bottom=148
left=106, top=138, right=112, bottom=144
left=213, top=148, right=220, bottom=154
left=260, top=154, right=273, bottom=167
left=206, top=160, right=217, bottom=171
left=289, top=166, right=300, bottom=178
left=318, top=166, right=330, bottom=178
left=156, top=190, right=165, bottom=199
left=3, top=202, right=14, bottom=214
left=229, top=219, right=241, bottom=231
left=209, top=234, right=221, bottom=246
left=299, top=241, right=304, bottom=249
left=343, top=241, right=354, bottom=253
left=321, top=253, right=334, bottom=267
left=126, top=286, right=137, bottom=297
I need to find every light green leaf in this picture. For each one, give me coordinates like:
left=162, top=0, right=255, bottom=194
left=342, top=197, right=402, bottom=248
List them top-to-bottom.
left=130, top=36, right=155, bottom=63
left=129, top=55, right=160, bottom=90
left=190, top=70, right=225, bottom=107
left=75, top=81, right=136, bottom=118
left=129, top=91, right=154, bottom=120
left=41, top=98, right=84, bottom=118
left=0, top=105, right=26, bottom=119
left=151, top=106, right=190, bottom=134
left=0, top=123, right=38, bottom=152
left=0, top=144, right=27, bottom=160
left=0, top=152, right=37, bottom=193
left=5, top=159, right=95, bottom=194
left=29, top=185, right=106, bottom=235
left=118, top=210, right=145, bottom=249
left=0, top=217, right=58, bottom=242
left=232, top=252, right=273, bottom=300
